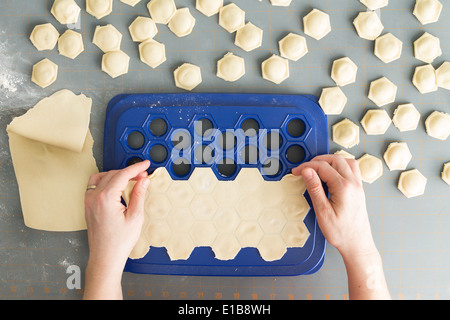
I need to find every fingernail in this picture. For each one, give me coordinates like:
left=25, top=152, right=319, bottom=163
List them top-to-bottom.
left=302, top=168, right=314, bottom=181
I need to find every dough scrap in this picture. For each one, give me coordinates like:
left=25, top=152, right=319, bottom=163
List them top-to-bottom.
left=51, top=0, right=81, bottom=25
left=86, top=0, right=113, bottom=20
left=120, top=0, right=141, bottom=6
left=147, top=0, right=177, bottom=24
left=196, top=0, right=223, bottom=17
left=360, top=0, right=389, bottom=10
left=413, top=0, right=443, bottom=25
left=219, top=3, right=245, bottom=33
left=168, top=8, right=196, bottom=37
left=303, top=9, right=331, bottom=40
left=353, top=11, right=384, bottom=41
left=129, top=16, right=158, bottom=42
left=235, top=22, right=263, bottom=52
left=30, top=23, right=60, bottom=51
left=93, top=24, right=123, bottom=53
left=58, top=29, right=84, bottom=59
left=414, top=32, right=442, bottom=63
left=279, top=33, right=308, bottom=61
left=374, top=33, right=403, bottom=63
left=139, top=39, right=166, bottom=68
left=101, top=50, right=130, bottom=78
left=216, top=52, right=245, bottom=82
left=261, top=54, right=290, bottom=84
left=331, top=57, right=358, bottom=86
left=31, top=58, right=58, bottom=88
left=436, top=61, right=450, bottom=90
left=174, top=63, right=202, bottom=91
left=412, top=64, right=437, bottom=94
left=368, top=76, right=397, bottom=107
left=318, top=86, right=347, bottom=115
left=6, top=90, right=98, bottom=231
left=392, top=103, right=421, bottom=132
left=360, top=109, right=392, bottom=135
left=425, top=111, right=450, bottom=140
left=332, top=118, right=360, bottom=149
left=383, top=142, right=412, bottom=171
left=357, top=154, right=383, bottom=184
left=442, top=162, right=450, bottom=185
left=122, top=167, right=310, bottom=261
left=398, top=169, right=427, bottom=198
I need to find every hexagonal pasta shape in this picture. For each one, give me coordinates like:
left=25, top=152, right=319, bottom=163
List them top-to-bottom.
left=51, top=0, right=81, bottom=25
left=86, top=0, right=113, bottom=20
left=121, top=0, right=141, bottom=7
left=147, top=0, right=177, bottom=24
left=196, top=0, right=223, bottom=17
left=271, top=0, right=292, bottom=6
left=360, top=0, right=388, bottom=10
left=413, top=0, right=443, bottom=25
left=219, top=3, right=245, bottom=33
left=168, top=8, right=196, bottom=37
left=303, top=8, right=331, bottom=40
left=353, top=11, right=384, bottom=41
left=129, top=16, right=158, bottom=42
left=235, top=22, right=263, bottom=52
left=30, top=23, right=60, bottom=51
left=93, top=24, right=122, bottom=53
left=58, top=30, right=84, bottom=59
left=414, top=32, right=442, bottom=63
left=279, top=33, right=308, bottom=61
left=374, top=33, right=403, bottom=63
left=139, top=39, right=166, bottom=68
left=101, top=50, right=130, bottom=78
left=216, top=52, right=245, bottom=82
left=261, top=55, right=289, bottom=84
left=331, top=57, right=358, bottom=86
left=31, top=58, right=58, bottom=88
left=436, top=61, right=450, bottom=90
left=174, top=63, right=202, bottom=91
left=412, top=64, right=438, bottom=94
left=368, top=77, right=397, bottom=107
left=318, top=86, right=347, bottom=115
left=392, top=104, right=421, bottom=132
left=360, top=109, right=392, bottom=135
left=425, top=111, right=450, bottom=140
left=332, top=118, right=360, bottom=149
left=383, top=142, right=412, bottom=171
left=334, top=149, right=355, bottom=159
left=357, top=154, right=383, bottom=184
left=442, top=162, right=450, bottom=186
left=189, top=168, right=218, bottom=193
left=398, top=169, right=427, bottom=198
left=280, top=174, right=306, bottom=196
left=167, top=181, right=194, bottom=206
left=145, top=194, right=172, bottom=219
left=190, top=194, right=218, bottom=220
left=281, top=195, right=310, bottom=221
left=166, top=207, right=195, bottom=234
left=213, top=207, right=240, bottom=233
left=259, top=209, right=287, bottom=233
left=144, top=219, right=171, bottom=247
left=189, top=220, right=218, bottom=246
left=236, top=221, right=263, bottom=247
left=282, top=221, right=310, bottom=248
left=165, top=233, right=196, bottom=260
left=212, top=233, right=241, bottom=260
left=257, top=234, right=287, bottom=262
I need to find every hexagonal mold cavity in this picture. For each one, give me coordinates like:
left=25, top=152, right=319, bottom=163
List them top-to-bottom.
left=51, top=0, right=81, bottom=25
left=86, top=0, right=113, bottom=20
left=147, top=0, right=177, bottom=24
left=196, top=0, right=223, bottom=17
left=360, top=0, right=389, bottom=10
left=413, top=0, right=443, bottom=25
left=219, top=3, right=245, bottom=33
left=168, top=8, right=196, bottom=37
left=303, top=8, right=331, bottom=40
left=353, top=11, right=384, bottom=41
left=129, top=16, right=158, bottom=42
left=235, top=22, right=263, bottom=52
left=30, top=23, right=60, bottom=51
left=93, top=24, right=122, bottom=53
left=58, top=30, right=84, bottom=59
left=414, top=32, right=442, bottom=63
left=279, top=33, right=308, bottom=61
left=374, top=33, right=403, bottom=64
left=139, top=39, right=166, bottom=68
left=101, top=50, right=130, bottom=78
left=216, top=52, right=245, bottom=82
left=261, top=55, right=290, bottom=84
left=331, top=57, right=358, bottom=87
left=31, top=58, right=58, bottom=88
left=174, top=63, right=202, bottom=91
left=412, top=64, right=438, bottom=94
left=368, top=77, right=397, bottom=107
left=318, top=86, right=347, bottom=115
left=392, top=104, right=421, bottom=132
left=360, top=109, right=392, bottom=135
left=425, top=111, right=450, bottom=140
left=235, top=115, right=262, bottom=138
left=283, top=116, right=309, bottom=139
left=332, top=118, right=360, bottom=149
left=383, top=142, right=412, bottom=171
left=357, top=154, right=383, bottom=184
left=170, top=157, right=193, bottom=179
left=441, top=162, right=450, bottom=186
left=398, top=169, right=427, bottom=198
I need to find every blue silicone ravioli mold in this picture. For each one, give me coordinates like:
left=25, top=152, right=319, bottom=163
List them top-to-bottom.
left=103, top=93, right=328, bottom=276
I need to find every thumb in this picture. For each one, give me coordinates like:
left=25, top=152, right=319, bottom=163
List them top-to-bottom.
left=301, top=168, right=334, bottom=218
left=126, top=177, right=150, bottom=220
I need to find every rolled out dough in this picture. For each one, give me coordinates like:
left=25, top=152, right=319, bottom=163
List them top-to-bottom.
left=7, top=90, right=98, bottom=231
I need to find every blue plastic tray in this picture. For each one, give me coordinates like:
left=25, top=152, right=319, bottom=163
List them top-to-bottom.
left=103, top=93, right=328, bottom=276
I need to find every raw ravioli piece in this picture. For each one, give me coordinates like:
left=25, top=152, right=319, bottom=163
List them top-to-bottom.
left=51, top=0, right=81, bottom=25
left=86, top=0, right=113, bottom=20
left=120, top=0, right=141, bottom=6
left=147, top=0, right=177, bottom=24
left=196, top=0, right=223, bottom=17
left=360, top=0, right=389, bottom=10
left=413, top=0, right=443, bottom=25
left=219, top=3, right=245, bottom=33
left=168, top=8, right=196, bottom=37
left=303, top=9, right=331, bottom=40
left=353, top=11, right=384, bottom=41
left=129, top=16, right=158, bottom=42
left=235, top=22, right=263, bottom=52
left=30, top=23, right=60, bottom=51
left=93, top=24, right=123, bottom=53
left=58, top=30, right=84, bottom=59
left=414, top=32, right=442, bottom=63
left=279, top=33, right=308, bottom=61
left=374, top=33, right=403, bottom=63
left=139, top=39, right=166, bottom=68
left=101, top=50, right=130, bottom=78
left=216, top=52, right=245, bottom=82
left=261, top=55, right=289, bottom=84
left=331, top=57, right=358, bottom=86
left=31, top=58, right=58, bottom=88
left=436, top=62, right=450, bottom=90
left=174, top=63, right=202, bottom=91
left=412, top=64, right=437, bottom=94
left=368, top=76, right=397, bottom=107
left=318, top=87, right=347, bottom=115
left=392, top=104, right=421, bottom=132
left=360, top=109, right=392, bottom=135
left=425, top=111, right=450, bottom=140
left=332, top=118, right=360, bottom=149
left=383, top=142, right=412, bottom=171
left=357, top=154, right=383, bottom=184
left=442, top=162, right=450, bottom=186
left=398, top=169, right=427, bottom=198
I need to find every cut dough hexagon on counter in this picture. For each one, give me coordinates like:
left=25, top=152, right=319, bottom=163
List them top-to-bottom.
left=51, top=0, right=81, bottom=25
left=86, top=0, right=113, bottom=20
left=120, top=0, right=141, bottom=6
left=147, top=0, right=177, bottom=24
left=196, top=0, right=223, bottom=17
left=271, top=0, right=292, bottom=6
left=360, top=0, right=389, bottom=10
left=413, top=0, right=443, bottom=25
left=219, top=3, right=245, bottom=33
left=168, top=8, right=196, bottom=37
left=303, top=8, right=331, bottom=40
left=353, top=11, right=384, bottom=41
left=129, top=16, right=158, bottom=42
left=235, top=22, right=263, bottom=52
left=30, top=23, right=60, bottom=51
left=93, top=24, right=123, bottom=53
left=58, top=30, right=84, bottom=59
left=414, top=32, right=442, bottom=63
left=279, top=33, right=308, bottom=61
left=374, top=33, right=403, bottom=63
left=139, top=39, right=166, bottom=68
left=101, top=50, right=130, bottom=78
left=216, top=52, right=245, bottom=82
left=261, top=55, right=289, bottom=84
left=331, top=57, right=358, bottom=86
left=31, top=58, right=58, bottom=88
left=436, top=61, right=450, bottom=90
left=174, top=63, right=202, bottom=91
left=412, top=64, right=437, bottom=94
left=368, top=76, right=397, bottom=107
left=318, top=87, right=347, bottom=115
left=392, top=104, right=421, bottom=132
left=360, top=109, right=392, bottom=135
left=425, top=111, right=450, bottom=140
left=332, top=118, right=360, bottom=149
left=383, top=142, right=412, bottom=171
left=357, top=154, right=383, bottom=184
left=442, top=162, right=450, bottom=186
left=398, top=169, right=427, bottom=198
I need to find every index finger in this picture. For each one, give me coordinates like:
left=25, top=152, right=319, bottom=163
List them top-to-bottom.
left=105, top=160, right=151, bottom=193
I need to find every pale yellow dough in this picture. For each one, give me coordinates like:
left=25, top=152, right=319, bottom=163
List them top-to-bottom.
left=51, top=0, right=81, bottom=25
left=86, top=0, right=113, bottom=20
left=30, top=23, right=60, bottom=51
left=6, top=90, right=98, bottom=231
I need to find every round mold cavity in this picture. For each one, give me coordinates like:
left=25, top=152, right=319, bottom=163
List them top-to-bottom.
left=149, top=117, right=168, bottom=137
left=194, top=118, right=214, bottom=138
left=240, top=118, right=260, bottom=137
left=286, top=118, right=306, bottom=138
left=170, top=128, right=192, bottom=150
left=127, top=130, right=145, bottom=150
left=263, top=130, right=283, bottom=151
left=218, top=131, right=237, bottom=151
left=148, top=144, right=168, bottom=164
left=194, top=144, right=215, bottom=165
left=240, top=144, right=259, bottom=164
left=285, top=144, right=306, bottom=164
left=126, top=156, right=144, bottom=167
left=171, top=157, right=192, bottom=178
left=217, top=158, right=237, bottom=178
left=261, top=158, right=283, bottom=178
